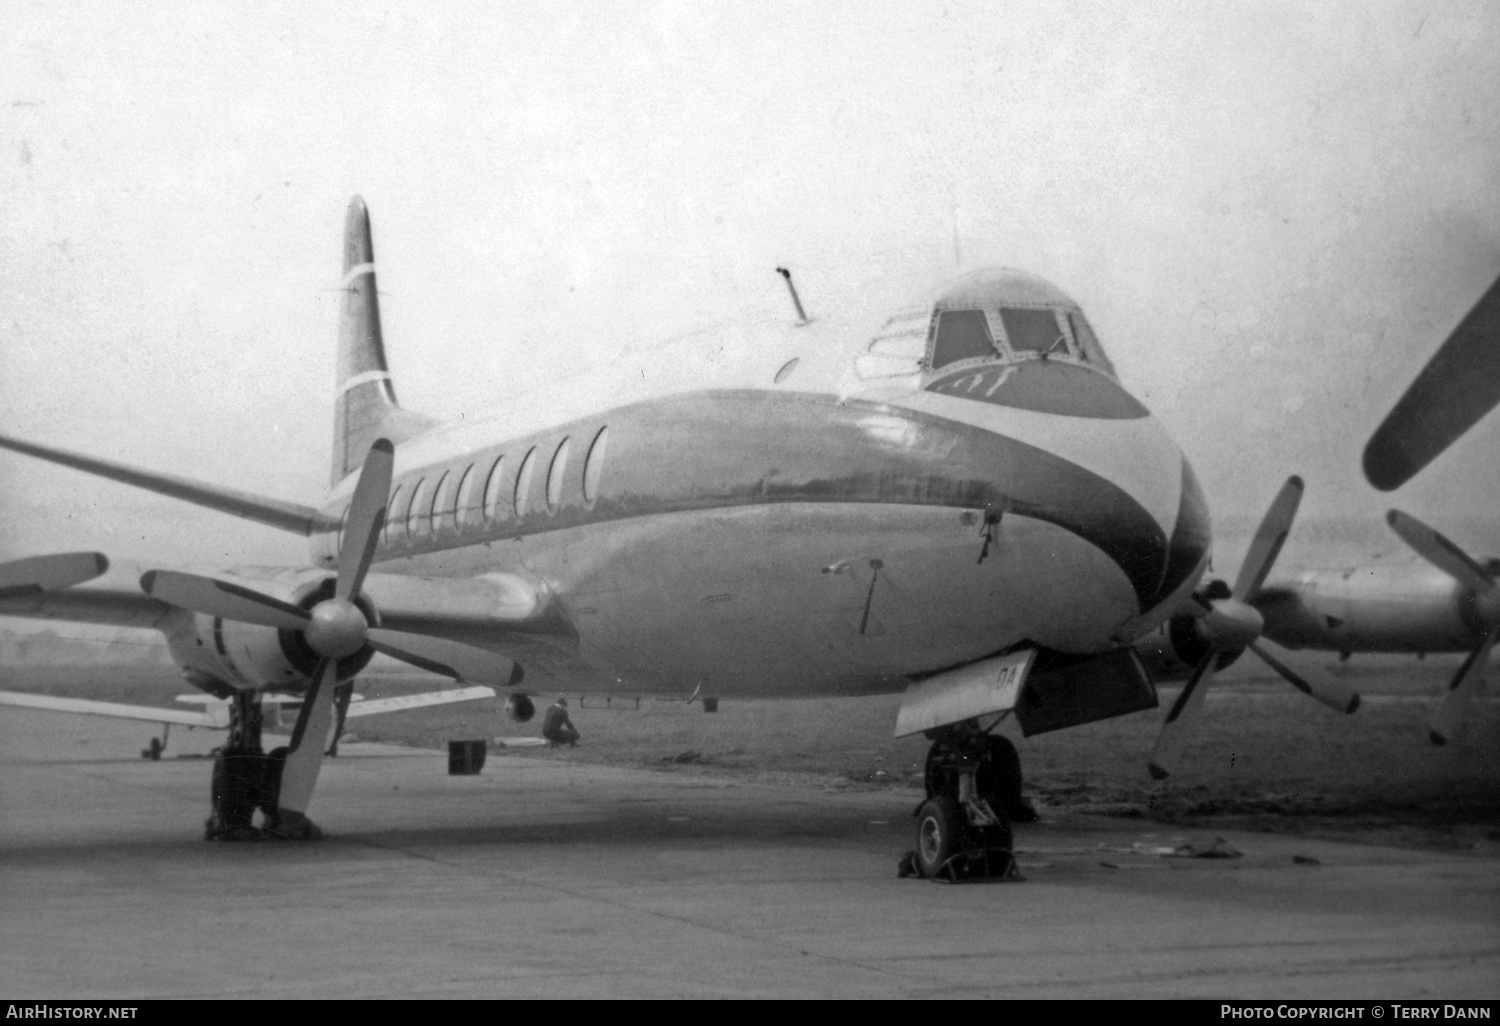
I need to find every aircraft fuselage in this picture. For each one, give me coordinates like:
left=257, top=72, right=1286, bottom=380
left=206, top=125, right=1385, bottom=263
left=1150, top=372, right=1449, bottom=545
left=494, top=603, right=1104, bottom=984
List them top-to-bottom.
left=311, top=369, right=1208, bottom=699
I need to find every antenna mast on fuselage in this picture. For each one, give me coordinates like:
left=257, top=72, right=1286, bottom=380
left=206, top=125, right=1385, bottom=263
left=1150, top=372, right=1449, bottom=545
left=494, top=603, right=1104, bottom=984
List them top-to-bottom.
left=776, top=267, right=812, bottom=326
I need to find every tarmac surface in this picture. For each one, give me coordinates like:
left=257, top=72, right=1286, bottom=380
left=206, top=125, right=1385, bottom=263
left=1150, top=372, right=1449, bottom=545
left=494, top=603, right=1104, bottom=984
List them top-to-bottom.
left=2, top=707, right=1498, bottom=999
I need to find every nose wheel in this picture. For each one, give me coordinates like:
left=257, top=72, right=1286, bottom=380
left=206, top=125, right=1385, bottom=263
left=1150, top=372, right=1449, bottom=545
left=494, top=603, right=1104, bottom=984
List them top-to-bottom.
left=903, top=721, right=1024, bottom=882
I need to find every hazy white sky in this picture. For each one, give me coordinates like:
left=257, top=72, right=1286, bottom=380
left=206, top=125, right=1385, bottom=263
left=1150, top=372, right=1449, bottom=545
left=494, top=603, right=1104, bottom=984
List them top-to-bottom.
left=3, top=0, right=1498, bottom=572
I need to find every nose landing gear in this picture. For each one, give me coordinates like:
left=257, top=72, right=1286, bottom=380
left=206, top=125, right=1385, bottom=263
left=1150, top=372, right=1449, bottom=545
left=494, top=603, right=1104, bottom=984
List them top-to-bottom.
left=903, top=721, right=1028, bottom=882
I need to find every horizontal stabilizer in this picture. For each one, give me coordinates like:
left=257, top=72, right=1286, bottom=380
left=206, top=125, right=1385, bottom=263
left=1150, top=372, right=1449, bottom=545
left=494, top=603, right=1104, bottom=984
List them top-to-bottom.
left=0, top=433, right=322, bottom=536
left=343, top=686, right=496, bottom=717
left=0, top=689, right=223, bottom=728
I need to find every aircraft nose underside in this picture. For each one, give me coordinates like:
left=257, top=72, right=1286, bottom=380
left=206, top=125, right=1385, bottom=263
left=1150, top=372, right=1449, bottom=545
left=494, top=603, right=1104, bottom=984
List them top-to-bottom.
left=885, top=390, right=1209, bottom=646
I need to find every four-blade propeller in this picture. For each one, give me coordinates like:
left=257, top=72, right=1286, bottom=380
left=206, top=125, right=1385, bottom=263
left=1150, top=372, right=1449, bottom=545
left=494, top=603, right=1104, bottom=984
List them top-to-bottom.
left=137, top=439, right=523, bottom=825
left=140, top=439, right=522, bottom=689
left=1149, top=476, right=1361, bottom=779
left=1385, top=510, right=1499, bottom=745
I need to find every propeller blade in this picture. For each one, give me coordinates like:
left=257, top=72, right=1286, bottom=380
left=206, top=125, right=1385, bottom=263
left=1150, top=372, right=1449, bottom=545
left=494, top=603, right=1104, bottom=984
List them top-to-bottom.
left=1363, top=274, right=1500, bottom=491
left=336, top=438, right=394, bottom=602
left=1233, top=475, right=1303, bottom=600
left=1386, top=510, right=1496, bottom=593
left=0, top=552, right=108, bottom=599
left=141, top=570, right=310, bottom=630
left=365, top=628, right=524, bottom=687
left=1429, top=628, right=1496, bottom=746
left=1246, top=640, right=1361, bottom=714
left=1148, top=650, right=1217, bottom=780
left=277, top=659, right=338, bottom=816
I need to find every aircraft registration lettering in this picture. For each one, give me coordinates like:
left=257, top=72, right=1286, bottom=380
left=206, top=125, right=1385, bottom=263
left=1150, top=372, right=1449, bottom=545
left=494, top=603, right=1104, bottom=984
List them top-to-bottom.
left=891, top=648, right=1038, bottom=738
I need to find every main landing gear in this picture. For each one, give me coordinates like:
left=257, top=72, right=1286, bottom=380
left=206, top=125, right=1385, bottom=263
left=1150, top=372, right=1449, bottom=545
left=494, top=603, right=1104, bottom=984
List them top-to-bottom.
left=203, top=692, right=322, bottom=842
left=903, top=721, right=1035, bottom=882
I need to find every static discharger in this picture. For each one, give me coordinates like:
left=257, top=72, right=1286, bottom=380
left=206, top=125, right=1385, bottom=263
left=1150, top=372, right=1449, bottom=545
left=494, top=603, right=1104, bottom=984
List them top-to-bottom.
left=776, top=267, right=811, bottom=325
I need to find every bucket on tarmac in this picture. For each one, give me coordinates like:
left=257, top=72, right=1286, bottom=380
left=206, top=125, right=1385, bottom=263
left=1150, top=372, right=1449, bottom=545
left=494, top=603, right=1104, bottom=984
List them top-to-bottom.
left=448, top=739, right=487, bottom=775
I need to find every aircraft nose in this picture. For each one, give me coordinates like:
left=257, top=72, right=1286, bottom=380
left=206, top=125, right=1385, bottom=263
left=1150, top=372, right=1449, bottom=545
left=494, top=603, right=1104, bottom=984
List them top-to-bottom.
left=1155, top=456, right=1212, bottom=610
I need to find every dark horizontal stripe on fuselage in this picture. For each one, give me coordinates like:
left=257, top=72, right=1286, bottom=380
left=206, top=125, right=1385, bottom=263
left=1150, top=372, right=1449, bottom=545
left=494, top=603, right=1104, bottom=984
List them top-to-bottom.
left=357, top=390, right=1194, bottom=612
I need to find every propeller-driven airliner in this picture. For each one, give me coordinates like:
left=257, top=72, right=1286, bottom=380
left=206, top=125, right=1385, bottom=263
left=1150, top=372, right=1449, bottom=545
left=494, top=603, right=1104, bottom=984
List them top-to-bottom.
left=0, top=197, right=1400, bottom=877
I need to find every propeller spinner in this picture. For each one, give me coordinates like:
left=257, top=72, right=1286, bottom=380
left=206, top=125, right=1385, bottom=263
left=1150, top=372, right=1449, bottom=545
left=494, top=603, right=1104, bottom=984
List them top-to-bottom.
left=1148, top=476, right=1360, bottom=779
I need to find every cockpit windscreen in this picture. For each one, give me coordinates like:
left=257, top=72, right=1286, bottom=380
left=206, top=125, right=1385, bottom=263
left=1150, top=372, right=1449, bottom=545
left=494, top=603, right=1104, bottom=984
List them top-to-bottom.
left=931, top=310, right=995, bottom=369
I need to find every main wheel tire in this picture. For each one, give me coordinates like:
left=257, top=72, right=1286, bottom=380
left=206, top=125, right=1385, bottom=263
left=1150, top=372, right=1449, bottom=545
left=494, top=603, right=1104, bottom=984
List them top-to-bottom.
left=210, top=752, right=259, bottom=831
left=914, top=796, right=969, bottom=879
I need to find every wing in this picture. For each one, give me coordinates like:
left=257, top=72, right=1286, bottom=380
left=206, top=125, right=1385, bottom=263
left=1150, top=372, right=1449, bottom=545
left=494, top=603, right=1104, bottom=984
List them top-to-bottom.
left=0, top=557, right=179, bottom=630
left=0, top=689, right=224, bottom=727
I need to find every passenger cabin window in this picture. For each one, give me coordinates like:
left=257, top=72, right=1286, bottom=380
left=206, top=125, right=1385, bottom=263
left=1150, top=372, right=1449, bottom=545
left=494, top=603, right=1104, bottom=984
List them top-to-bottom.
left=999, top=308, right=1067, bottom=356
left=930, top=310, right=995, bottom=369
left=583, top=426, right=608, bottom=505
left=546, top=438, right=571, bottom=513
left=514, top=448, right=537, bottom=517
left=483, top=456, right=507, bottom=520
left=453, top=465, right=477, bottom=530
left=430, top=471, right=453, bottom=534
left=407, top=478, right=432, bottom=537
left=384, top=486, right=404, bottom=542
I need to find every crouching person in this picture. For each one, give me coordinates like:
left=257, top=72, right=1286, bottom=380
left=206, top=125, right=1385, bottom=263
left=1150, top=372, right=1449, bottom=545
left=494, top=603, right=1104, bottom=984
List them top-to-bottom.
left=543, top=697, right=580, bottom=748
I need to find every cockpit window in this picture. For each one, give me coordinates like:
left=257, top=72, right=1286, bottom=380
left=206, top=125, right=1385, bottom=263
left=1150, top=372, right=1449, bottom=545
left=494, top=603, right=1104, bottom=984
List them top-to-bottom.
left=999, top=307, right=1066, bottom=355
left=930, top=310, right=995, bottom=369
left=1067, top=312, right=1116, bottom=376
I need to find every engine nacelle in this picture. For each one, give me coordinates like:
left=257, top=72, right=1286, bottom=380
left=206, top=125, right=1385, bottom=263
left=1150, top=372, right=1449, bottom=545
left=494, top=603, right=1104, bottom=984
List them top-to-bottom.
left=159, top=567, right=374, bottom=692
left=1131, top=610, right=1242, bottom=682
left=505, top=693, right=536, bottom=722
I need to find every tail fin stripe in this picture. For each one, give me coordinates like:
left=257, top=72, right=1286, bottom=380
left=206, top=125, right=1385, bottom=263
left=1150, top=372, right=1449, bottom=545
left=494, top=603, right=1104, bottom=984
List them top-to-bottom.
left=340, top=262, right=376, bottom=289
left=336, top=369, right=393, bottom=397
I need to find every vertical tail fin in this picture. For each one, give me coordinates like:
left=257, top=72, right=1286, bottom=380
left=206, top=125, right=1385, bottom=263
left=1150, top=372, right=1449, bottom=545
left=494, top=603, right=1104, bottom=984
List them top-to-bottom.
left=331, top=196, right=435, bottom=487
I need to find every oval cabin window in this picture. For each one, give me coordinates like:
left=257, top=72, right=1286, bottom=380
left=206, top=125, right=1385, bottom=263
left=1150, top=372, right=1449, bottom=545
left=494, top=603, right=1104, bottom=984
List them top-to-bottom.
left=583, top=426, right=608, bottom=505
left=546, top=438, right=571, bottom=512
left=514, top=448, right=537, bottom=517
left=483, top=456, right=507, bottom=521
left=453, top=464, right=476, bottom=531
left=430, top=471, right=452, bottom=534
left=407, top=478, right=432, bottom=537
left=384, top=486, right=404, bottom=542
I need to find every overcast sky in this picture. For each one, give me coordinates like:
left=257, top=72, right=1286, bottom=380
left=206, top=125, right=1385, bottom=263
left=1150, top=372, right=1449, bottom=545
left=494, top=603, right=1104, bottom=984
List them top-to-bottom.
left=3, top=1, right=1498, bottom=577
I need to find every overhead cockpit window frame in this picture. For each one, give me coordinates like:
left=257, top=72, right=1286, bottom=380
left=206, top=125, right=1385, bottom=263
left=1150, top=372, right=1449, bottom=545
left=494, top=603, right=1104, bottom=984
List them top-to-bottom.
left=854, top=309, right=932, bottom=381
